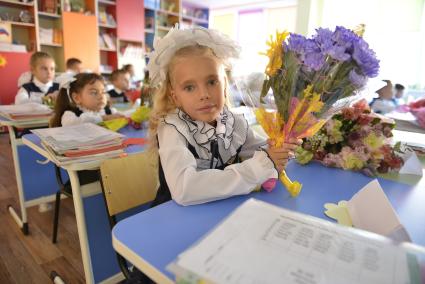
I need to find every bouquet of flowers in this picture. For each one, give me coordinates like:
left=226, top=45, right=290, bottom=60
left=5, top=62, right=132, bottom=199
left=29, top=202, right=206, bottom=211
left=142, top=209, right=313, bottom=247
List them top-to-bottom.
left=242, top=26, right=380, bottom=197
left=295, top=100, right=404, bottom=176
left=101, top=106, right=151, bottom=132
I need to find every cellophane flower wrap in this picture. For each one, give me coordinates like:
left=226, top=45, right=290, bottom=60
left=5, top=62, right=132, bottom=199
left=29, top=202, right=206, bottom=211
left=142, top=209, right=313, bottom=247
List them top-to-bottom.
left=252, top=26, right=380, bottom=197
left=295, top=100, right=404, bottom=175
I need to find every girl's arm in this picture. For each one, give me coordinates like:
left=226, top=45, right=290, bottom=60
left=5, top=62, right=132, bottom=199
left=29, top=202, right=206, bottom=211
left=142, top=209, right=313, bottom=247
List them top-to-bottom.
left=15, top=88, right=44, bottom=104
left=61, top=110, right=103, bottom=126
left=158, top=124, right=277, bottom=206
left=239, top=126, right=267, bottom=159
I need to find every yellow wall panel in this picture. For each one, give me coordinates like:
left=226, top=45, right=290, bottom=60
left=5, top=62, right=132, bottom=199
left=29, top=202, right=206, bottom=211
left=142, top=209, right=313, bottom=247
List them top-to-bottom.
left=63, top=12, right=100, bottom=72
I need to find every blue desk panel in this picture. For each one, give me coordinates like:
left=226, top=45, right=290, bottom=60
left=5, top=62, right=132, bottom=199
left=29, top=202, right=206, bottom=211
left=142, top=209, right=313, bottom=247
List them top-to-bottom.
left=113, top=161, right=425, bottom=280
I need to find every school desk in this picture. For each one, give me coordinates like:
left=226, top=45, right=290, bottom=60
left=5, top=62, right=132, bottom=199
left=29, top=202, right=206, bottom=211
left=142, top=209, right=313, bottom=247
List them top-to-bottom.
left=0, top=115, right=59, bottom=235
left=23, top=126, right=147, bottom=284
left=112, top=161, right=425, bottom=284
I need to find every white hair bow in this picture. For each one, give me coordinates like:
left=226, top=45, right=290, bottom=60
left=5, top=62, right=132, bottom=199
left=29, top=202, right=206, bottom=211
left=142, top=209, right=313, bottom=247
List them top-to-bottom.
left=147, top=25, right=241, bottom=87
left=58, top=74, right=77, bottom=102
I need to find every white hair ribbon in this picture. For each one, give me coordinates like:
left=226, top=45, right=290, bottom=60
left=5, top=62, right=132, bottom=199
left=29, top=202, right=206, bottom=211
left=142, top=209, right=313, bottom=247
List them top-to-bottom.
left=146, top=25, right=241, bottom=88
left=58, top=74, right=77, bottom=102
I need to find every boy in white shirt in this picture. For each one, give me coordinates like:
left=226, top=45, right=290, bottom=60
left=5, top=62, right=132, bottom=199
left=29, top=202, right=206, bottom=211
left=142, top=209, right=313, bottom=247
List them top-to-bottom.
left=55, top=58, right=82, bottom=84
left=370, top=80, right=397, bottom=114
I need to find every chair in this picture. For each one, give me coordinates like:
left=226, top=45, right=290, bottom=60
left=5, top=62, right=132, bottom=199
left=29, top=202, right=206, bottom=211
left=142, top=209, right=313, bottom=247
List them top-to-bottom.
left=99, top=151, right=159, bottom=281
left=52, top=165, right=72, bottom=243
left=52, top=166, right=100, bottom=243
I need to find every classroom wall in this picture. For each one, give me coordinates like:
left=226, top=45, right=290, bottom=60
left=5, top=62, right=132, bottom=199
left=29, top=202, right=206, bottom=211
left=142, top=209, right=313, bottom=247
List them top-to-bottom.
left=0, top=52, right=32, bottom=105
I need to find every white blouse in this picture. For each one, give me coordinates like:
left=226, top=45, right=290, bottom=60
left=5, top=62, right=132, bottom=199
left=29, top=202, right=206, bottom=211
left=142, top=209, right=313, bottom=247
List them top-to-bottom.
left=15, top=78, right=54, bottom=105
left=61, top=106, right=117, bottom=126
left=158, top=107, right=277, bottom=206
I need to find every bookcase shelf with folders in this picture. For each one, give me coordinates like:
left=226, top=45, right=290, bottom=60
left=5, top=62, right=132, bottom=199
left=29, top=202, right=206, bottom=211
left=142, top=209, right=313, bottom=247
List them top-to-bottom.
left=0, top=0, right=209, bottom=76
left=0, top=0, right=38, bottom=53
left=144, top=0, right=209, bottom=53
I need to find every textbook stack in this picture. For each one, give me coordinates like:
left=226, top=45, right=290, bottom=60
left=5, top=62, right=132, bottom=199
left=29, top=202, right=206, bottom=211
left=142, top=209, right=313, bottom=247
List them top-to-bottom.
left=0, top=103, right=53, bottom=121
left=31, top=123, right=125, bottom=165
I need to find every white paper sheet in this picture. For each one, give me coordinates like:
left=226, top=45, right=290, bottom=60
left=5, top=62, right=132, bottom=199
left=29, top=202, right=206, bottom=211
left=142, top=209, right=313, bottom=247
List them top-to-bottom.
left=399, top=150, right=423, bottom=176
left=346, top=180, right=411, bottom=242
left=170, top=199, right=420, bottom=284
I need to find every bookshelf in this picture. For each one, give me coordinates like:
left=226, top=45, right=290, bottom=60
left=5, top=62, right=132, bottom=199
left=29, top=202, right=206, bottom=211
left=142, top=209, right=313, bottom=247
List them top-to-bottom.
left=0, top=0, right=208, bottom=104
left=0, top=0, right=37, bottom=52
left=36, top=0, right=64, bottom=71
left=144, top=0, right=209, bottom=53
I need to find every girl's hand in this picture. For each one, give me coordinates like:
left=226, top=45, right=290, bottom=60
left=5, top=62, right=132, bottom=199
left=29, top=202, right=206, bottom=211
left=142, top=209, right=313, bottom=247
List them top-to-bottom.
left=46, top=91, right=59, bottom=101
left=102, top=113, right=125, bottom=121
left=265, top=138, right=303, bottom=172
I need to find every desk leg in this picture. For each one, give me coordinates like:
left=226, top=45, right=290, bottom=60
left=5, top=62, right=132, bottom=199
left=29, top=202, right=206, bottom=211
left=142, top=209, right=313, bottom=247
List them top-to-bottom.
left=6, top=126, right=29, bottom=235
left=68, top=170, right=95, bottom=284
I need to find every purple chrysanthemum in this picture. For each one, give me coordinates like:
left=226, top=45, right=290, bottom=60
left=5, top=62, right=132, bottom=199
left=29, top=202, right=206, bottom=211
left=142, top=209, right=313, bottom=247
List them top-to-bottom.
left=332, top=26, right=359, bottom=50
left=313, top=28, right=334, bottom=52
left=286, top=33, right=309, bottom=54
left=352, top=40, right=380, bottom=78
left=304, top=52, right=325, bottom=71
left=349, top=69, right=367, bottom=87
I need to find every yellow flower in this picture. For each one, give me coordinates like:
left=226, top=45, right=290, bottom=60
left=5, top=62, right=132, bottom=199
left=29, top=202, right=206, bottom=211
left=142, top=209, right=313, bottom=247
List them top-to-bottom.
left=262, top=30, right=289, bottom=77
left=0, top=55, right=7, bottom=68
left=363, top=132, right=383, bottom=151
left=343, top=153, right=364, bottom=170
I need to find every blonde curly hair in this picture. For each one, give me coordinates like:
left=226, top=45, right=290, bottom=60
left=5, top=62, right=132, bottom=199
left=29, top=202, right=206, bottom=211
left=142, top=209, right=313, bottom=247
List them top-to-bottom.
left=148, top=45, right=231, bottom=150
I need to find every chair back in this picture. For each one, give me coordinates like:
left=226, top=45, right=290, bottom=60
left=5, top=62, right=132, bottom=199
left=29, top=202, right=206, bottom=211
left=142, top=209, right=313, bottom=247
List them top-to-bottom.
left=100, top=151, right=158, bottom=216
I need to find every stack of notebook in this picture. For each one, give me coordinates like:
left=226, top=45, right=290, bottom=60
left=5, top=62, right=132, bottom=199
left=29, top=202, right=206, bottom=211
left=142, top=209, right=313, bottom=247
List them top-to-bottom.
left=0, top=103, right=53, bottom=121
left=31, top=123, right=125, bottom=165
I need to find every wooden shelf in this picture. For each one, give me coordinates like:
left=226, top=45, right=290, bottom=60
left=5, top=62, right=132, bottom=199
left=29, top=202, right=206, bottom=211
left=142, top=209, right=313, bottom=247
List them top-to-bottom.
left=0, top=0, right=34, bottom=7
left=98, top=0, right=116, bottom=5
left=157, top=9, right=180, bottom=17
left=38, top=11, right=61, bottom=18
left=182, top=15, right=208, bottom=24
left=4, top=21, right=35, bottom=27
left=98, top=23, right=117, bottom=29
left=144, top=28, right=154, bottom=34
left=40, top=42, right=62, bottom=47
left=99, top=47, right=117, bottom=52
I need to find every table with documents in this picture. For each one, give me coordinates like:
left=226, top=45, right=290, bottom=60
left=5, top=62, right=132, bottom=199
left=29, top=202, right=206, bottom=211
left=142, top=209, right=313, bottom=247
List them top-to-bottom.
left=0, top=104, right=56, bottom=234
left=23, top=125, right=147, bottom=284
left=112, top=161, right=425, bottom=284
left=170, top=199, right=425, bottom=284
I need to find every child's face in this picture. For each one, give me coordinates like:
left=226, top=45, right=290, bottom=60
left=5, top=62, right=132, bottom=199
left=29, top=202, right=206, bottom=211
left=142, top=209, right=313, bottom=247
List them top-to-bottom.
left=170, top=55, right=226, bottom=125
left=32, top=58, right=55, bottom=84
left=70, top=63, right=82, bottom=74
left=113, top=73, right=130, bottom=91
left=72, top=80, right=106, bottom=112
left=395, top=89, right=404, bottom=99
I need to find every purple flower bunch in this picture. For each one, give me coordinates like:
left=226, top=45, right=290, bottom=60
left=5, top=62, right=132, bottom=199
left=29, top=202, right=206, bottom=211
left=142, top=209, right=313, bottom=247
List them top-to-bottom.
left=285, top=26, right=380, bottom=88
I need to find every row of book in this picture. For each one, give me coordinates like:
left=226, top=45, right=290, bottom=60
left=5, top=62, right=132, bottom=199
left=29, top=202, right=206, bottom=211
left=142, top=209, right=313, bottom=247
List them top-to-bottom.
left=0, top=103, right=52, bottom=120
left=0, top=104, right=126, bottom=165
left=32, top=123, right=125, bottom=165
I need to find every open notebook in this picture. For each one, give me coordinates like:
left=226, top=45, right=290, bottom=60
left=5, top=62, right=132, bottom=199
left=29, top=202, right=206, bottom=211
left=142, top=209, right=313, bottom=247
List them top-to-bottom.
left=0, top=103, right=52, bottom=121
left=31, top=123, right=125, bottom=165
left=169, top=199, right=425, bottom=284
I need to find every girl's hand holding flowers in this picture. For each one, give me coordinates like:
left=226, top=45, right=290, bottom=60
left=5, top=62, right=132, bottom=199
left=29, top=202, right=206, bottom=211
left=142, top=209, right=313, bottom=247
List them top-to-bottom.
left=266, top=138, right=302, bottom=172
